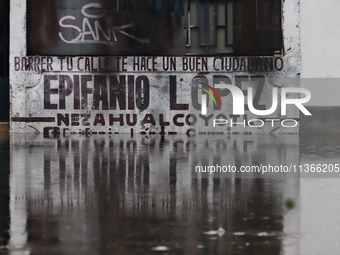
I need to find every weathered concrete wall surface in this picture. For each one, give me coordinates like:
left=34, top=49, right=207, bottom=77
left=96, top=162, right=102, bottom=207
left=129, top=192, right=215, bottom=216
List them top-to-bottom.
left=10, top=0, right=302, bottom=134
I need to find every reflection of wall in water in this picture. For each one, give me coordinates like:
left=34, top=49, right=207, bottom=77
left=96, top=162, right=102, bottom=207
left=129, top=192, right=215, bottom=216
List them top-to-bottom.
left=10, top=135, right=299, bottom=253
left=0, top=136, right=9, bottom=247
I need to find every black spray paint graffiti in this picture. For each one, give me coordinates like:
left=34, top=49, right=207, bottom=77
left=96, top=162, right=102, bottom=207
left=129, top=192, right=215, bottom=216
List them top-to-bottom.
left=59, top=2, right=149, bottom=46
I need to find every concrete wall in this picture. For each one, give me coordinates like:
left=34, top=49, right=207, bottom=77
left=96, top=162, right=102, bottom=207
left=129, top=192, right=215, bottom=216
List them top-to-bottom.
left=7, top=0, right=340, bottom=134
left=9, top=0, right=302, bottom=135
left=300, top=0, right=340, bottom=133
left=300, top=3, right=340, bottom=255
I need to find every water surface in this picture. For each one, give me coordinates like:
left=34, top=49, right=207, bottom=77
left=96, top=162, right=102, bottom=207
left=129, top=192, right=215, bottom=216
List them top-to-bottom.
left=2, top=133, right=339, bottom=254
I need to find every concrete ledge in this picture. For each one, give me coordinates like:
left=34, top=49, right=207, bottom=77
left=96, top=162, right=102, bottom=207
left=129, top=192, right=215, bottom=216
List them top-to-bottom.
left=300, top=107, right=340, bottom=134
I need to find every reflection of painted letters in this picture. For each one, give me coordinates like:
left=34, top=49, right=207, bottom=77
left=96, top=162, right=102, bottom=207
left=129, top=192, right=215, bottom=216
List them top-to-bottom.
left=58, top=2, right=149, bottom=46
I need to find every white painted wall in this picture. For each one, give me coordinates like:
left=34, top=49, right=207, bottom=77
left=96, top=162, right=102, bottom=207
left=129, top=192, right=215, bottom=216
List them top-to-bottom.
left=9, top=0, right=301, bottom=134
left=300, top=0, right=340, bottom=106
left=300, top=0, right=340, bottom=78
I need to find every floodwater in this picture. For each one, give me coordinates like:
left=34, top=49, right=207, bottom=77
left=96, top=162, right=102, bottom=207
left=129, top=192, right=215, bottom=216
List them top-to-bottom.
left=0, top=133, right=339, bottom=255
